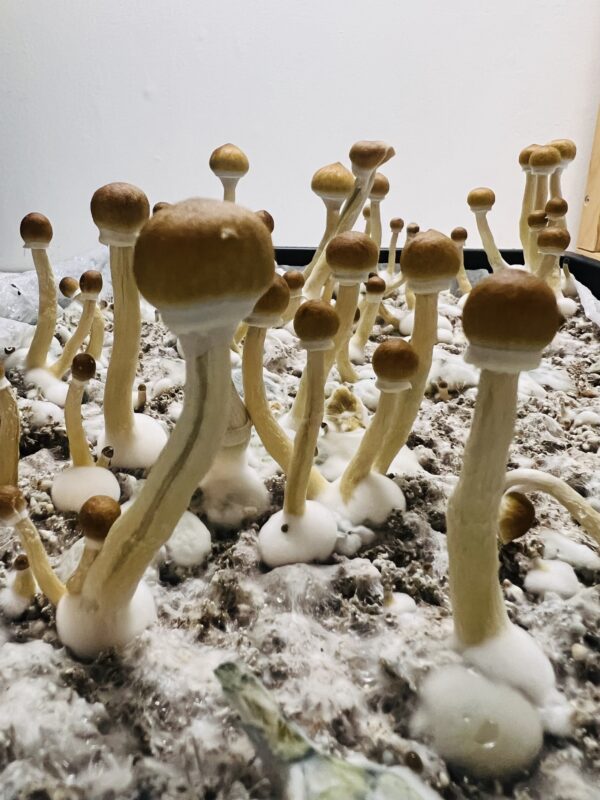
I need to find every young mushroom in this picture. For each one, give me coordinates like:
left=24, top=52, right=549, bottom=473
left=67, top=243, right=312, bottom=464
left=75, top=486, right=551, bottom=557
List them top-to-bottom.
left=547, top=138, right=576, bottom=203
left=209, top=143, right=250, bottom=202
left=518, top=144, right=539, bottom=265
left=528, top=145, right=562, bottom=265
left=367, top=172, right=390, bottom=251
left=91, top=182, right=168, bottom=469
left=466, top=188, right=508, bottom=271
left=545, top=196, right=568, bottom=230
left=152, top=201, right=172, bottom=214
left=362, top=203, right=371, bottom=235
left=255, top=209, right=275, bottom=234
left=526, top=209, right=548, bottom=272
left=20, top=213, right=57, bottom=372
left=386, top=217, right=404, bottom=277
left=400, top=222, right=420, bottom=309
left=451, top=227, right=471, bottom=295
left=536, top=227, right=571, bottom=287
left=280, top=270, right=305, bottom=325
left=349, top=275, right=386, bottom=363
left=59, top=276, right=105, bottom=361
left=258, top=300, right=339, bottom=567
left=51, top=353, right=120, bottom=512
left=0, top=362, right=20, bottom=486
left=498, top=491, right=536, bottom=545
left=66, top=496, right=121, bottom=595
left=0, top=554, right=37, bottom=619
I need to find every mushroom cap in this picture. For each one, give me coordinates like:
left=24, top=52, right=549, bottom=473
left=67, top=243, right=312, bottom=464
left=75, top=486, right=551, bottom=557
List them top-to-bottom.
left=547, top=138, right=576, bottom=163
left=349, top=141, right=395, bottom=171
left=209, top=143, right=249, bottom=177
left=518, top=144, right=540, bottom=168
left=529, top=145, right=561, bottom=173
left=311, top=162, right=354, bottom=199
left=370, top=172, right=390, bottom=200
left=91, top=182, right=150, bottom=236
left=467, top=187, right=495, bottom=212
left=545, top=197, right=568, bottom=217
left=134, top=198, right=275, bottom=309
left=153, top=201, right=171, bottom=214
left=362, top=204, right=371, bottom=219
left=255, top=209, right=275, bottom=233
left=527, top=210, right=548, bottom=229
left=20, top=212, right=53, bottom=246
left=390, top=218, right=404, bottom=233
left=406, top=223, right=420, bottom=236
left=537, top=226, right=571, bottom=254
left=451, top=227, right=468, bottom=243
left=400, top=230, right=460, bottom=288
left=325, top=231, right=379, bottom=276
left=463, top=269, right=561, bottom=352
left=79, top=270, right=103, bottom=296
left=282, top=270, right=305, bottom=291
left=252, top=274, right=290, bottom=317
left=365, top=275, right=386, bottom=295
left=59, top=276, right=80, bottom=299
left=294, top=299, right=340, bottom=341
left=373, top=339, right=419, bottom=383
left=71, top=353, right=96, bottom=382
left=0, top=485, right=26, bottom=521
left=499, top=491, right=536, bottom=544
left=78, top=495, right=121, bottom=542
left=13, top=554, right=29, bottom=571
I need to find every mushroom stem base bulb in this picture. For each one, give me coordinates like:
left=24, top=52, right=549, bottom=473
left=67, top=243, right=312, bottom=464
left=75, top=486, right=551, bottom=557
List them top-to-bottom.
left=97, top=413, right=168, bottom=470
left=199, top=445, right=269, bottom=528
left=51, top=466, right=121, bottom=513
left=322, top=472, right=406, bottom=526
left=258, top=502, right=338, bottom=568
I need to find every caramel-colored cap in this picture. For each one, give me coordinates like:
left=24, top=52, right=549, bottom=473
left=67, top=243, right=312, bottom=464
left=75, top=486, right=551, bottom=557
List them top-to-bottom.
left=547, top=138, right=576, bottom=163
left=349, top=141, right=395, bottom=171
left=209, top=143, right=249, bottom=177
left=518, top=144, right=539, bottom=168
left=529, top=145, right=561, bottom=172
left=311, top=162, right=354, bottom=200
left=370, top=172, right=390, bottom=200
left=91, top=182, right=150, bottom=237
left=467, top=187, right=495, bottom=212
left=545, top=197, right=568, bottom=218
left=134, top=198, right=274, bottom=309
left=153, top=201, right=172, bottom=215
left=362, top=204, right=371, bottom=219
left=255, top=209, right=275, bottom=233
left=527, top=210, right=547, bottom=230
left=20, top=212, right=53, bottom=246
left=390, top=218, right=404, bottom=233
left=406, top=223, right=420, bottom=236
left=537, top=226, right=571, bottom=254
left=451, top=227, right=468, bottom=243
left=400, top=230, right=460, bottom=287
left=325, top=231, right=379, bottom=277
left=463, top=269, right=560, bottom=351
left=79, top=270, right=103, bottom=296
left=282, top=270, right=305, bottom=291
left=252, top=274, right=290, bottom=317
left=365, top=275, right=386, bottom=295
left=59, top=276, right=80, bottom=298
left=294, top=299, right=340, bottom=341
left=373, top=339, right=419, bottom=382
left=71, top=353, right=96, bottom=382
left=0, top=486, right=26, bottom=520
left=499, top=491, right=536, bottom=544
left=78, top=495, right=121, bottom=542
left=13, top=554, right=29, bottom=571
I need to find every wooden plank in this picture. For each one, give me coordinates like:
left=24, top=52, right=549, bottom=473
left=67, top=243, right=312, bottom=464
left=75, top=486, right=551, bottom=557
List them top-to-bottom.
left=578, top=106, right=600, bottom=253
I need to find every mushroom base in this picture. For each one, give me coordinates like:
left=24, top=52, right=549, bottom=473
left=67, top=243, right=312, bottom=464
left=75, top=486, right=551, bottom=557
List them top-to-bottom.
left=26, top=368, right=69, bottom=407
left=98, top=413, right=168, bottom=469
left=199, top=445, right=269, bottom=528
left=51, top=466, right=120, bottom=513
left=322, top=473, right=406, bottom=526
left=258, top=501, right=338, bottom=568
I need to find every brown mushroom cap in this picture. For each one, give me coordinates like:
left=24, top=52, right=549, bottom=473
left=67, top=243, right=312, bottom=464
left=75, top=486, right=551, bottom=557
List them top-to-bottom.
left=547, top=139, right=576, bottom=163
left=349, top=141, right=395, bottom=171
left=209, top=143, right=249, bottom=177
left=518, top=144, right=540, bottom=168
left=529, top=145, right=561, bottom=172
left=311, top=162, right=354, bottom=200
left=370, top=172, right=390, bottom=200
left=91, top=182, right=150, bottom=236
left=467, top=187, right=495, bottom=212
left=545, top=197, right=568, bottom=218
left=134, top=198, right=275, bottom=308
left=152, top=201, right=172, bottom=215
left=362, top=205, right=371, bottom=219
left=255, top=209, right=275, bottom=233
left=527, top=210, right=548, bottom=229
left=20, top=212, right=53, bottom=246
left=390, top=218, right=404, bottom=233
left=406, top=223, right=420, bottom=236
left=537, top=226, right=571, bottom=254
left=451, top=227, right=468, bottom=243
left=400, top=230, right=461, bottom=286
left=325, top=231, right=379, bottom=276
left=463, top=269, right=561, bottom=351
left=79, top=270, right=103, bottom=296
left=282, top=270, right=305, bottom=291
left=252, top=274, right=290, bottom=318
left=365, top=275, right=386, bottom=295
left=59, top=276, right=80, bottom=299
left=294, top=299, right=340, bottom=341
left=372, top=339, right=419, bottom=383
left=71, top=353, right=96, bottom=382
left=0, top=485, right=26, bottom=521
left=499, top=491, right=536, bottom=544
left=78, top=495, right=121, bottom=542
left=13, top=554, right=30, bottom=571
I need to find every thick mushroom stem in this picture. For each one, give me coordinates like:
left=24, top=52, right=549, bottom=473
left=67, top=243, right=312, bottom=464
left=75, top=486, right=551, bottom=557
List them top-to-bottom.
left=451, top=228, right=471, bottom=295
left=26, top=248, right=57, bottom=371
left=334, top=282, right=361, bottom=382
left=350, top=295, right=382, bottom=356
left=48, top=296, right=97, bottom=379
left=0, top=365, right=20, bottom=485
left=447, top=371, right=517, bottom=645
left=65, top=379, right=94, bottom=467
left=504, top=469, right=600, bottom=547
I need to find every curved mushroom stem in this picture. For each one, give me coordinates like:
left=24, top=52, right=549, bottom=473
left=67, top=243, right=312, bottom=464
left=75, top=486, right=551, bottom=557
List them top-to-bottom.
left=519, top=171, right=536, bottom=266
left=303, top=200, right=341, bottom=280
left=369, top=200, right=382, bottom=251
left=473, top=211, right=508, bottom=272
left=386, top=230, right=400, bottom=276
left=455, top=242, right=471, bottom=295
left=103, top=246, right=141, bottom=445
left=26, top=249, right=57, bottom=370
left=334, top=283, right=361, bottom=382
left=374, top=293, right=437, bottom=474
left=350, top=294, right=381, bottom=360
left=48, top=298, right=97, bottom=379
left=377, top=300, right=399, bottom=327
left=87, top=305, right=105, bottom=361
left=242, top=326, right=327, bottom=498
left=83, top=340, right=231, bottom=611
left=284, top=349, right=326, bottom=515
left=0, top=367, right=20, bottom=485
left=447, top=370, right=517, bottom=646
left=65, top=379, right=94, bottom=467
left=504, top=469, right=600, bottom=547
left=12, top=510, right=66, bottom=605
left=66, top=539, right=101, bottom=595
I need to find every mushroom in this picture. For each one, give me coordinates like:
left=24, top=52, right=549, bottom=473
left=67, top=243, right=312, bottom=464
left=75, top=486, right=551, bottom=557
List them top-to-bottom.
left=547, top=138, right=576, bottom=204
left=209, top=143, right=249, bottom=202
left=518, top=144, right=539, bottom=264
left=528, top=145, right=562, bottom=266
left=367, top=172, right=390, bottom=251
left=91, top=182, right=168, bottom=469
left=466, top=188, right=508, bottom=271
left=545, top=196, right=568, bottom=230
left=152, top=201, right=171, bottom=214
left=362, top=203, right=371, bottom=235
left=255, top=209, right=275, bottom=233
left=526, top=209, right=548, bottom=272
left=20, top=213, right=57, bottom=371
left=386, top=217, right=404, bottom=276
left=402, top=222, right=420, bottom=310
left=451, top=227, right=471, bottom=295
left=536, top=227, right=571, bottom=287
left=375, top=231, right=460, bottom=474
left=446, top=269, right=561, bottom=648
left=280, top=270, right=305, bottom=325
left=59, top=275, right=105, bottom=362
left=349, top=275, right=386, bottom=363
left=257, top=300, right=339, bottom=567
left=51, top=353, right=121, bottom=512
left=0, top=362, right=20, bottom=486
left=498, top=492, right=536, bottom=545
left=66, top=495, right=121, bottom=594
left=0, top=554, right=37, bottom=619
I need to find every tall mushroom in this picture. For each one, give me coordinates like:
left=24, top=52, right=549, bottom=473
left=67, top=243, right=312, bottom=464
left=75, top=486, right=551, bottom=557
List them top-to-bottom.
left=547, top=138, right=576, bottom=203
left=209, top=143, right=250, bottom=203
left=518, top=144, right=539, bottom=264
left=528, top=145, right=561, bottom=269
left=367, top=172, right=390, bottom=251
left=91, top=182, right=167, bottom=469
left=467, top=188, right=508, bottom=272
left=545, top=196, right=568, bottom=230
left=362, top=203, right=371, bottom=235
left=526, top=209, right=548, bottom=272
left=20, top=213, right=57, bottom=372
left=386, top=217, right=404, bottom=277
left=401, top=222, right=420, bottom=310
left=451, top=227, right=471, bottom=295
left=374, top=231, right=460, bottom=474
left=280, top=270, right=305, bottom=325
left=349, top=274, right=386, bottom=363
left=60, top=275, right=105, bottom=362
left=0, top=361, right=20, bottom=486
left=0, top=554, right=36, bottom=619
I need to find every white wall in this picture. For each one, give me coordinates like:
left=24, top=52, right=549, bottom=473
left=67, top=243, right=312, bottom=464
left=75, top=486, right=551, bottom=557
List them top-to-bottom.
left=1, top=0, right=599, bottom=271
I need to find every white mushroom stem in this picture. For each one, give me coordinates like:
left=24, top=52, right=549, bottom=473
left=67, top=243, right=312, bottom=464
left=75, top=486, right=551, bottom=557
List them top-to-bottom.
left=549, top=167, right=564, bottom=201
left=519, top=171, right=536, bottom=265
left=221, top=176, right=240, bottom=203
left=303, top=199, right=341, bottom=280
left=369, top=200, right=383, bottom=251
left=473, top=211, right=508, bottom=271
left=387, top=230, right=400, bottom=276
left=455, top=242, right=471, bottom=295
left=26, top=249, right=57, bottom=370
left=537, top=253, right=560, bottom=286
left=280, top=288, right=304, bottom=326
left=350, top=293, right=383, bottom=357
left=374, top=293, right=437, bottom=474
left=48, top=295, right=97, bottom=379
left=377, top=300, right=399, bottom=327
left=87, top=305, right=105, bottom=361
left=242, top=326, right=327, bottom=498
left=0, top=370, right=20, bottom=485
left=447, top=370, right=517, bottom=645
left=65, top=378, right=94, bottom=467
left=504, top=469, right=600, bottom=547
left=8, top=508, right=66, bottom=605
left=66, top=537, right=102, bottom=595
